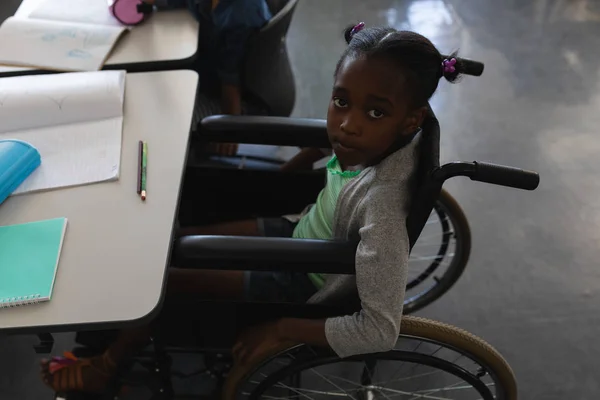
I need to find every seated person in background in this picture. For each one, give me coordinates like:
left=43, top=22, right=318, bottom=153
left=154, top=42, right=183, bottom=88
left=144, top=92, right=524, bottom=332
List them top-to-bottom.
left=156, top=0, right=272, bottom=156
left=40, top=24, right=467, bottom=394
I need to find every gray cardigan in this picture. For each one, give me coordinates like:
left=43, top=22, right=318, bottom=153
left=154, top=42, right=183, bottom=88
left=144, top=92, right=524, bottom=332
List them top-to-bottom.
left=307, top=134, right=420, bottom=358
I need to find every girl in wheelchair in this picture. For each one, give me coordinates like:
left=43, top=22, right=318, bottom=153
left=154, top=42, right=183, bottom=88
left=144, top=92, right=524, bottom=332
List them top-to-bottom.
left=41, top=23, right=468, bottom=394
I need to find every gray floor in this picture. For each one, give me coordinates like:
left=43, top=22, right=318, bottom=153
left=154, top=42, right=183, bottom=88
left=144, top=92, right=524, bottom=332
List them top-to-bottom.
left=2, top=0, right=600, bottom=399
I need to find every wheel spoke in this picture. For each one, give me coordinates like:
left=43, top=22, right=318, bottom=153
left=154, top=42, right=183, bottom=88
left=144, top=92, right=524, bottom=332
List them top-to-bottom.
left=424, top=215, right=450, bottom=226
left=414, top=230, right=453, bottom=242
left=410, top=241, right=452, bottom=249
left=408, top=254, right=449, bottom=262
left=384, top=342, right=424, bottom=385
left=244, top=344, right=498, bottom=400
left=429, top=345, right=444, bottom=358
left=385, top=346, right=445, bottom=399
left=363, top=360, right=375, bottom=383
left=263, top=366, right=363, bottom=400
left=308, top=367, right=360, bottom=400
left=370, top=368, right=446, bottom=387
left=293, top=370, right=362, bottom=388
left=265, top=373, right=485, bottom=400
left=268, top=373, right=474, bottom=400
left=270, top=379, right=370, bottom=398
left=268, top=380, right=319, bottom=400
left=402, top=380, right=468, bottom=400
left=403, top=380, right=495, bottom=400
left=414, top=382, right=495, bottom=393
left=376, top=384, right=461, bottom=400
left=270, top=385, right=349, bottom=398
left=377, top=389, right=395, bottom=400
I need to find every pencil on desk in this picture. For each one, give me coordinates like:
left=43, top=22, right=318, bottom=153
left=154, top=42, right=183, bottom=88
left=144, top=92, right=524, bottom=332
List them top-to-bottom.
left=137, top=140, right=143, bottom=194
left=141, top=142, right=148, bottom=201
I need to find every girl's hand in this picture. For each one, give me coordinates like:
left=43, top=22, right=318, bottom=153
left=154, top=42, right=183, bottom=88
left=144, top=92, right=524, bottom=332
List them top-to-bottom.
left=232, top=322, right=296, bottom=365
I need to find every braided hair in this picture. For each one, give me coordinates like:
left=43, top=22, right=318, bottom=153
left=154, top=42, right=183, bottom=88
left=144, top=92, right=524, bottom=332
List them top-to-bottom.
left=336, top=25, right=463, bottom=108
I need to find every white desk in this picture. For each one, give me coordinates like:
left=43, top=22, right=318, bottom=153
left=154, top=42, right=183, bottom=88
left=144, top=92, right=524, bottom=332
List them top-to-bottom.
left=0, top=0, right=199, bottom=76
left=0, top=70, right=198, bottom=333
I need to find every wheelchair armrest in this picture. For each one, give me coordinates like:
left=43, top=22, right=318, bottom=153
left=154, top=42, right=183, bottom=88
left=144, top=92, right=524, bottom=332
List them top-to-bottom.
left=199, top=115, right=331, bottom=148
left=172, top=235, right=356, bottom=274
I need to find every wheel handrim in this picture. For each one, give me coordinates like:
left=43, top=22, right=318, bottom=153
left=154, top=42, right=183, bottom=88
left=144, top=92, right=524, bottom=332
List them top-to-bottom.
left=404, top=194, right=469, bottom=313
left=238, top=336, right=502, bottom=400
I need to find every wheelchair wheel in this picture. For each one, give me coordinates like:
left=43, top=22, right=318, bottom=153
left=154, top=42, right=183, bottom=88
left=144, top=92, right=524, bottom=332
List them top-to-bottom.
left=404, top=189, right=471, bottom=314
left=226, top=316, right=516, bottom=400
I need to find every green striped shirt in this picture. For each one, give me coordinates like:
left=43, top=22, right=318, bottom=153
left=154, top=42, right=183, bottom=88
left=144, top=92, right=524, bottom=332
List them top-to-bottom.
left=292, top=156, right=361, bottom=287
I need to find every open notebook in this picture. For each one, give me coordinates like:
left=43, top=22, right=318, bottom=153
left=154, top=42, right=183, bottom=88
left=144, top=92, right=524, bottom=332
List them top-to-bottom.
left=0, top=0, right=127, bottom=71
left=29, top=0, right=125, bottom=27
left=0, top=70, right=126, bottom=195
left=0, top=218, right=68, bottom=308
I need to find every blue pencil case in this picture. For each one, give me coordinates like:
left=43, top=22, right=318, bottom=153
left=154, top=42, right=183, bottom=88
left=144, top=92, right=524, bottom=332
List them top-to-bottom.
left=0, top=140, right=41, bottom=205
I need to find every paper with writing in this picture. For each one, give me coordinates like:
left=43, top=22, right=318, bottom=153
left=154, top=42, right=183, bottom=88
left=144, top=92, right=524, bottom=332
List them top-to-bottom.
left=29, top=0, right=124, bottom=27
left=0, top=17, right=126, bottom=71
left=0, top=70, right=126, bottom=194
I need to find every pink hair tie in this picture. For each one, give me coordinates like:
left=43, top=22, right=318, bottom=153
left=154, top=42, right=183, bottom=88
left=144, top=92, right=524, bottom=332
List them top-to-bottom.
left=350, top=22, right=365, bottom=38
left=442, top=58, right=457, bottom=74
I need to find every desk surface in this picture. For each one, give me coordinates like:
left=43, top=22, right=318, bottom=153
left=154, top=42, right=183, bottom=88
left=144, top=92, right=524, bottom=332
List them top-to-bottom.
left=0, top=0, right=199, bottom=76
left=0, top=70, right=198, bottom=333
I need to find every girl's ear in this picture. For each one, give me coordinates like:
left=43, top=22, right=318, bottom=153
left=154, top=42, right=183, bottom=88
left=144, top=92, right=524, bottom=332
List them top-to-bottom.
left=403, top=106, right=428, bottom=135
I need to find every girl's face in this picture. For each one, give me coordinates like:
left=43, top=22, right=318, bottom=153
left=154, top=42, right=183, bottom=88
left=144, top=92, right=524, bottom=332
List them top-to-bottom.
left=327, top=55, right=425, bottom=167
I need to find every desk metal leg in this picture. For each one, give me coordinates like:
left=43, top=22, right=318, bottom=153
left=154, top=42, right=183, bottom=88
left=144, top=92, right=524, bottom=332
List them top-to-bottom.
left=34, top=332, right=55, bottom=354
left=150, top=335, right=175, bottom=400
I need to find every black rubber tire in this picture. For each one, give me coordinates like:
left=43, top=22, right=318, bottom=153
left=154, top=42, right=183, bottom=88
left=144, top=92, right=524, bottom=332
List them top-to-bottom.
left=403, top=188, right=472, bottom=314
left=224, top=315, right=517, bottom=400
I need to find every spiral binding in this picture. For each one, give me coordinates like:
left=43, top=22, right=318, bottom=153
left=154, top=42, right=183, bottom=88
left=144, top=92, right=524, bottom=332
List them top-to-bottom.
left=0, top=294, right=41, bottom=309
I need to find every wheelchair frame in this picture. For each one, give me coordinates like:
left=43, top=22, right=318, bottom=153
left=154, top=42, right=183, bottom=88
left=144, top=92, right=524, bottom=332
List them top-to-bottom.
left=49, top=111, right=538, bottom=400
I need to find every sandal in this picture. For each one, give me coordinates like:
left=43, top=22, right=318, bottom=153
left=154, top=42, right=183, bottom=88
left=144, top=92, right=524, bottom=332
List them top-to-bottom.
left=40, top=352, right=116, bottom=393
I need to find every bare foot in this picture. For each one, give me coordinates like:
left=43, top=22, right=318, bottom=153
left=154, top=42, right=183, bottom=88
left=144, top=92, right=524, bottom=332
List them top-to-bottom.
left=40, top=353, right=117, bottom=393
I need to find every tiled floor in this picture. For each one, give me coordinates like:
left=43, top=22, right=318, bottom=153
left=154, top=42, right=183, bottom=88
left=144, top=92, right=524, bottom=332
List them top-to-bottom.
left=2, top=0, right=600, bottom=399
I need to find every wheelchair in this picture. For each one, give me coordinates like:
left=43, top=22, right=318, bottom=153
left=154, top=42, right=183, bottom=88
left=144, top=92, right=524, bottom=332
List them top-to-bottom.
left=185, top=53, right=483, bottom=314
left=54, top=103, right=539, bottom=400
left=180, top=127, right=471, bottom=315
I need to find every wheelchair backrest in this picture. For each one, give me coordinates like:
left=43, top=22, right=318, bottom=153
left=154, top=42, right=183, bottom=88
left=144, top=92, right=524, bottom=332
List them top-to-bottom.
left=242, top=0, right=299, bottom=117
left=264, top=0, right=297, bottom=24
left=329, top=108, right=443, bottom=314
left=406, top=108, right=443, bottom=250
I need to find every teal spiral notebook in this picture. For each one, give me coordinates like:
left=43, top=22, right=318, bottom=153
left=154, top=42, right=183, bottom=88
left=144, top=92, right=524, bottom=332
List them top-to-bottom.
left=0, top=218, right=67, bottom=308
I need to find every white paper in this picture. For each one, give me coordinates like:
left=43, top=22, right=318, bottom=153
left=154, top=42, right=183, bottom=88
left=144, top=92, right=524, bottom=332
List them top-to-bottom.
left=15, top=0, right=48, bottom=18
left=30, top=0, right=124, bottom=27
left=0, top=17, right=126, bottom=71
left=0, top=70, right=126, bottom=194
left=0, top=70, right=125, bottom=133
left=8, top=118, right=123, bottom=194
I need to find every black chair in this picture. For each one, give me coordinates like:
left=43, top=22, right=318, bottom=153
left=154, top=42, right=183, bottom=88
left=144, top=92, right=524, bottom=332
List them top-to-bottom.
left=189, top=0, right=299, bottom=169
left=191, top=0, right=299, bottom=129
left=242, top=0, right=299, bottom=117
